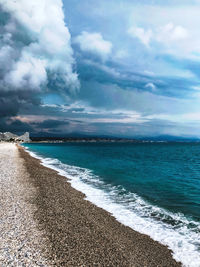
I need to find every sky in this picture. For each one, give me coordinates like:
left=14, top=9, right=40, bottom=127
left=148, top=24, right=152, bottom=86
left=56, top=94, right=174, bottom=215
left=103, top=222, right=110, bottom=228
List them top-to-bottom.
left=1, top=0, right=200, bottom=137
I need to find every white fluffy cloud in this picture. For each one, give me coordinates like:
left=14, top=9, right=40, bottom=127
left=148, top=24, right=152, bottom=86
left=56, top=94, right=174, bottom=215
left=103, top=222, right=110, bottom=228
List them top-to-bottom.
left=0, top=0, right=79, bottom=93
left=127, top=5, right=200, bottom=59
left=128, top=23, right=188, bottom=48
left=156, top=23, right=188, bottom=43
left=128, top=27, right=152, bottom=46
left=74, top=31, right=112, bottom=60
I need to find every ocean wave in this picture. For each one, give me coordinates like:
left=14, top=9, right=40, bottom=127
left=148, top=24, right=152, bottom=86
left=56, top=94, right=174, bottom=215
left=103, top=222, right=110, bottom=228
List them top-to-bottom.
left=24, top=147, right=200, bottom=267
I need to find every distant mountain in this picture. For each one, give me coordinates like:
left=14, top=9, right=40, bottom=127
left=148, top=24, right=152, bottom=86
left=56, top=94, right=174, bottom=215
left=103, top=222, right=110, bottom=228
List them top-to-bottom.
left=30, top=133, right=200, bottom=142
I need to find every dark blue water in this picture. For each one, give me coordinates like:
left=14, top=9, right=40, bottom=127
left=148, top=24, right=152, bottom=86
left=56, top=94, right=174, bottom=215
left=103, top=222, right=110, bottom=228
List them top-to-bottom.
left=23, top=142, right=200, bottom=266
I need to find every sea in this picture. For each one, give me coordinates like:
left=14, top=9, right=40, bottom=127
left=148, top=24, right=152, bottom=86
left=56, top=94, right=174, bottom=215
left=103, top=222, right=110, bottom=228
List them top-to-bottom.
left=23, top=142, right=200, bottom=267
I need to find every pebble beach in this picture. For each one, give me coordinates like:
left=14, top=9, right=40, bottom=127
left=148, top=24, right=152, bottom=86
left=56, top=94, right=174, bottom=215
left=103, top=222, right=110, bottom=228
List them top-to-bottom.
left=0, top=143, right=181, bottom=266
left=0, top=143, right=50, bottom=266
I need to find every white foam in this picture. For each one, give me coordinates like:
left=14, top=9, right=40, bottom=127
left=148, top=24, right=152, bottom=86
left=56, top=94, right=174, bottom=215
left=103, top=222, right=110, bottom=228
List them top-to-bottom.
left=24, top=146, right=200, bottom=267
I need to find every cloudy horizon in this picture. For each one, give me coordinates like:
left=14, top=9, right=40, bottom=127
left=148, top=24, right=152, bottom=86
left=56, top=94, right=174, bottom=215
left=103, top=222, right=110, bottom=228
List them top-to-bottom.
left=1, top=0, right=200, bottom=138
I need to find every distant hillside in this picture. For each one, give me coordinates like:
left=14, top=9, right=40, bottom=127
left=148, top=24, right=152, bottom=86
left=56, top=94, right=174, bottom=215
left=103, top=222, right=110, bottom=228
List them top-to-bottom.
left=30, top=134, right=200, bottom=143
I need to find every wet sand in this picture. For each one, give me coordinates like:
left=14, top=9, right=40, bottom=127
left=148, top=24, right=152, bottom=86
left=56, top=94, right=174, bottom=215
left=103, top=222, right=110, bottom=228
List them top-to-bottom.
left=0, top=143, right=182, bottom=266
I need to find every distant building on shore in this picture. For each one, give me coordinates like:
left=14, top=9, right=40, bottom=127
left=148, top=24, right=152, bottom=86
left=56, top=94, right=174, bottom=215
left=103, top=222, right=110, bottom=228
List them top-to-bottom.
left=0, top=132, right=30, bottom=142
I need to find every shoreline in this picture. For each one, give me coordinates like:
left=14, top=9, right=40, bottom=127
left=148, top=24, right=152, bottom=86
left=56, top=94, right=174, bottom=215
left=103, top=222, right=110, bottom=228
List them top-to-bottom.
left=0, top=143, right=51, bottom=266
left=17, top=144, right=181, bottom=266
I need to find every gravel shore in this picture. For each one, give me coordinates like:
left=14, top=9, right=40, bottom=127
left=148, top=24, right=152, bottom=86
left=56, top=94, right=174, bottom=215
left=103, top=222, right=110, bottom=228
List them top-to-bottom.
left=0, top=143, right=182, bottom=266
left=0, top=143, right=50, bottom=266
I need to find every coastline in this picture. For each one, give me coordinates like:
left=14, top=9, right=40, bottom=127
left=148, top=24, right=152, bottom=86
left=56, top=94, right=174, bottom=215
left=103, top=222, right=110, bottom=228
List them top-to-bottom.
left=0, top=143, right=51, bottom=266
left=17, top=144, right=181, bottom=266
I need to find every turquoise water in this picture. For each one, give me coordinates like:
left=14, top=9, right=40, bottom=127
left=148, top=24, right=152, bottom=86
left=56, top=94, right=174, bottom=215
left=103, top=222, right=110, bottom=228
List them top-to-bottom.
left=24, top=142, right=200, bottom=266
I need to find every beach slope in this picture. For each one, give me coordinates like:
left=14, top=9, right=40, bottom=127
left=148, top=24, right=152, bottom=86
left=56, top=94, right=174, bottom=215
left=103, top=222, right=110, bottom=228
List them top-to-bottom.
left=0, top=143, right=181, bottom=266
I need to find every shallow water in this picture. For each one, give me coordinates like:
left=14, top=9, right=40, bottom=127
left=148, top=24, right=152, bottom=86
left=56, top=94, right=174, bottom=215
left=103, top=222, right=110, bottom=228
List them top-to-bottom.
left=23, top=142, right=200, bottom=267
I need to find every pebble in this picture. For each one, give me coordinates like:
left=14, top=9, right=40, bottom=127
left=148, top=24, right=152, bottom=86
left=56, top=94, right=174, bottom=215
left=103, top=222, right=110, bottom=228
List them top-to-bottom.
left=0, top=143, right=50, bottom=266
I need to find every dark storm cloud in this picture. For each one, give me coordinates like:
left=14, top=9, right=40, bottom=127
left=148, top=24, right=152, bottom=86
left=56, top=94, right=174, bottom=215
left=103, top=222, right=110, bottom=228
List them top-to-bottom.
left=0, top=0, right=79, bottom=128
left=0, top=1, right=79, bottom=93
left=76, top=58, right=196, bottom=99
left=0, top=89, right=41, bottom=119
left=0, top=117, right=71, bottom=135
left=0, top=118, right=33, bottom=134
left=33, top=119, right=69, bottom=129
